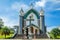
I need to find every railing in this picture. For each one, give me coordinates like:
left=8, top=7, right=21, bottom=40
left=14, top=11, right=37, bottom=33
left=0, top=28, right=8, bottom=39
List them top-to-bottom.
left=46, top=32, right=50, bottom=39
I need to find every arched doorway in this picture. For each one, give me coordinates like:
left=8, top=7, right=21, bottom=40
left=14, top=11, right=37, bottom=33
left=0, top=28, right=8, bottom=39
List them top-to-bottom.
left=31, top=27, right=34, bottom=33
left=34, top=29, right=38, bottom=38
left=35, top=29, right=38, bottom=35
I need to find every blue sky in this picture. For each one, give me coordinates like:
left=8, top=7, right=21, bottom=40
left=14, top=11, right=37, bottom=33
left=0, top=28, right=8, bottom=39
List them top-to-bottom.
left=0, top=0, right=60, bottom=32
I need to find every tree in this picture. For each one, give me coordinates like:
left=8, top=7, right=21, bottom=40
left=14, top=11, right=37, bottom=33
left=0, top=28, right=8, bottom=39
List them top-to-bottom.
left=0, top=18, right=4, bottom=29
left=2, top=26, right=10, bottom=38
left=9, top=28, right=15, bottom=34
left=50, top=28, right=60, bottom=39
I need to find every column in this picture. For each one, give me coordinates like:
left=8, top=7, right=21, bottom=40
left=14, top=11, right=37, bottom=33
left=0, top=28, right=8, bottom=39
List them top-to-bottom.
left=18, top=15, right=21, bottom=35
left=40, top=15, right=45, bottom=34
left=24, top=19, right=26, bottom=27
left=38, top=19, right=40, bottom=34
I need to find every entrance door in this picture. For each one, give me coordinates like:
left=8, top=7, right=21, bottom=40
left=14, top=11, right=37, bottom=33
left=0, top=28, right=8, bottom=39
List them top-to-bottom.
left=31, top=27, right=34, bottom=33
left=26, top=28, right=28, bottom=36
left=26, top=28, right=28, bottom=39
left=35, top=29, right=37, bottom=35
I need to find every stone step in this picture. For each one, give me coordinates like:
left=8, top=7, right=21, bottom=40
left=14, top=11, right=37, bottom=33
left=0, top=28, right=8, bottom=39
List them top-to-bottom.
left=14, top=34, right=48, bottom=39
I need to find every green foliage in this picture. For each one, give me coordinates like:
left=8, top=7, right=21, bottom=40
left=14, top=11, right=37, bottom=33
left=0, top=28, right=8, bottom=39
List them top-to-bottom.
left=0, top=19, right=4, bottom=29
left=0, top=19, right=15, bottom=39
left=0, top=26, right=15, bottom=39
left=1, top=26, right=10, bottom=38
left=50, top=28, right=60, bottom=39
left=0, top=34, right=14, bottom=39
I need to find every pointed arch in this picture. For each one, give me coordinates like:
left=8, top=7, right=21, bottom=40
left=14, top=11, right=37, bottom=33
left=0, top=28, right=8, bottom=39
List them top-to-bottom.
left=24, top=9, right=40, bottom=19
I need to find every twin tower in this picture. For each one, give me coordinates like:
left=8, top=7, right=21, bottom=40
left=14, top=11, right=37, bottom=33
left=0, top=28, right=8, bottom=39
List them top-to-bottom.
left=18, top=7, right=46, bottom=36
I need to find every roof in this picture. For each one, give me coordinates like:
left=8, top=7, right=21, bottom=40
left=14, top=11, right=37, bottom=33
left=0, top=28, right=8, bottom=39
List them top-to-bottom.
left=24, top=9, right=40, bottom=19
left=27, top=24, right=39, bottom=29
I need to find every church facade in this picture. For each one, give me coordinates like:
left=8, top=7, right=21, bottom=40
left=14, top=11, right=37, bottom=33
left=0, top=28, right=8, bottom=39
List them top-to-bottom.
left=17, top=7, right=47, bottom=39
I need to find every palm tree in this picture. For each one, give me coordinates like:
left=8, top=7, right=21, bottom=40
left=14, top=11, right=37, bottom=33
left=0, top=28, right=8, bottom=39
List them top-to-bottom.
left=2, top=26, right=10, bottom=38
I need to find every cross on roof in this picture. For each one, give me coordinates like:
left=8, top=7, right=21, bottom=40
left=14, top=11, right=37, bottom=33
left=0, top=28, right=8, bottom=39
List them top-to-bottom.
left=30, top=3, right=34, bottom=9
left=26, top=14, right=34, bottom=25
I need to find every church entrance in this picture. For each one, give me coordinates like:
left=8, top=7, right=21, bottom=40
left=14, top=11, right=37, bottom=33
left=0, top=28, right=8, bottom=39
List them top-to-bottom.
left=24, top=24, right=39, bottom=39
left=35, top=29, right=38, bottom=35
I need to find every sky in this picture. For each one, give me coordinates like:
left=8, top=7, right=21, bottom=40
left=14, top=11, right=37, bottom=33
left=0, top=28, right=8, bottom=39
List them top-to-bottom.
left=0, top=0, right=60, bottom=32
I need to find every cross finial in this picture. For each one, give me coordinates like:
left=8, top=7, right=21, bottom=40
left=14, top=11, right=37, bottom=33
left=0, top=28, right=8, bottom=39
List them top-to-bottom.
left=30, top=3, right=33, bottom=9
left=40, top=7, right=44, bottom=16
left=41, top=7, right=44, bottom=12
left=20, top=8, right=24, bottom=16
left=20, top=8, right=24, bottom=13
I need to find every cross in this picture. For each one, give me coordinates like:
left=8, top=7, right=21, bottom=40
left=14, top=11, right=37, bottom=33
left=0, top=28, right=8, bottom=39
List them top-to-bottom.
left=26, top=14, right=34, bottom=25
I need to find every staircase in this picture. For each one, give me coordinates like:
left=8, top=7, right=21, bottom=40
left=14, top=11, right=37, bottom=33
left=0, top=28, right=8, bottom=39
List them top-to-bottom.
left=14, top=34, right=48, bottom=39
left=14, top=34, right=28, bottom=39
left=36, top=34, right=48, bottom=39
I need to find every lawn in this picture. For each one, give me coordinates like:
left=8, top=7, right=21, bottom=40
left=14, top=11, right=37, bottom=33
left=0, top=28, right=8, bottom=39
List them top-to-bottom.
left=0, top=34, right=14, bottom=39
left=57, top=36, right=60, bottom=39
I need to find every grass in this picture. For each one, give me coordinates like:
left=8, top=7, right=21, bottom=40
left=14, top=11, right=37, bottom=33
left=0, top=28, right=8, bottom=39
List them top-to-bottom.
left=0, top=34, right=14, bottom=39
left=57, top=36, right=60, bottom=39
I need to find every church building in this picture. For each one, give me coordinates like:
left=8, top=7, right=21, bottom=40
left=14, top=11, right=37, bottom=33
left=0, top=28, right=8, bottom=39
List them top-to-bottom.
left=17, top=5, right=48, bottom=39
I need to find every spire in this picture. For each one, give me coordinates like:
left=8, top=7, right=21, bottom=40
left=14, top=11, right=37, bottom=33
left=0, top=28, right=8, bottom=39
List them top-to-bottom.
left=30, top=3, right=34, bottom=9
left=20, top=8, right=24, bottom=16
left=40, top=8, right=44, bottom=16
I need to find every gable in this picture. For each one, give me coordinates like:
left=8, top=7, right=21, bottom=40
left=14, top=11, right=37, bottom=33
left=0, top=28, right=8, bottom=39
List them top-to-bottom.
left=24, top=9, right=40, bottom=19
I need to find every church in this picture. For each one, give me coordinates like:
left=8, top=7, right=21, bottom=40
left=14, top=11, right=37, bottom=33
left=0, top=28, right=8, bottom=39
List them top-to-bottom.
left=16, top=5, right=48, bottom=39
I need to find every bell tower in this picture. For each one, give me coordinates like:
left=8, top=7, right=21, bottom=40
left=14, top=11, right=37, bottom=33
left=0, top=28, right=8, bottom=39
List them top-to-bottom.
left=18, top=8, right=24, bottom=35
left=40, top=8, right=45, bottom=34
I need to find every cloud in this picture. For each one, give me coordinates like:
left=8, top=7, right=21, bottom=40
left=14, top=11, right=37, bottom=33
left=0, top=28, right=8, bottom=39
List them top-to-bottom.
left=0, top=0, right=60, bottom=29
left=35, top=0, right=46, bottom=7
left=45, top=0, right=60, bottom=10
left=0, top=2, right=29, bottom=28
left=11, top=2, right=29, bottom=12
left=55, top=8, right=60, bottom=10
left=45, top=13, right=57, bottom=18
left=0, top=16, right=19, bottom=28
left=47, top=26, right=57, bottom=32
left=47, top=26, right=60, bottom=32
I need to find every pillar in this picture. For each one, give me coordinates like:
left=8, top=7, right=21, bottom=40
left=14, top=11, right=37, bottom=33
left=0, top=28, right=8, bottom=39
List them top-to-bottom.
left=18, top=8, right=24, bottom=35
left=40, top=8, right=45, bottom=34
left=18, top=15, right=24, bottom=35
left=38, top=19, right=40, bottom=34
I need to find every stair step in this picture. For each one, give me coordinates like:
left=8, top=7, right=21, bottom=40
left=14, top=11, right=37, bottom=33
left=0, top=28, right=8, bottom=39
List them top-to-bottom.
left=14, top=34, right=48, bottom=39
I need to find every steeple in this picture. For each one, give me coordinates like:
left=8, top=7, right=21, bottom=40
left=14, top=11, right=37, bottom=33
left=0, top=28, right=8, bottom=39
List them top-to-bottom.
left=30, top=3, right=34, bottom=9
left=18, top=8, right=24, bottom=35
left=20, top=8, right=24, bottom=16
left=40, top=8, right=44, bottom=16
left=40, top=8, right=45, bottom=34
